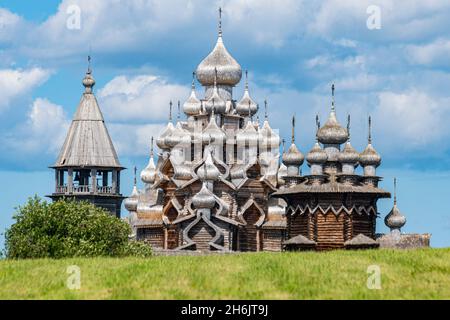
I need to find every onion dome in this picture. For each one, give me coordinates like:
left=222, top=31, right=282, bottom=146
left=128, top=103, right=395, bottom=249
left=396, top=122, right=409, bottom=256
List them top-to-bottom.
left=196, top=8, right=242, bottom=87
left=82, top=56, right=95, bottom=93
left=204, top=68, right=227, bottom=114
left=236, top=71, right=258, bottom=116
left=183, top=72, right=202, bottom=116
left=317, top=84, right=348, bottom=145
left=156, top=101, right=175, bottom=149
left=259, top=101, right=280, bottom=149
left=165, top=102, right=191, bottom=148
left=202, top=110, right=226, bottom=144
left=339, top=115, right=359, bottom=165
left=236, top=116, right=259, bottom=146
left=282, top=116, right=304, bottom=167
left=359, top=116, right=381, bottom=167
left=141, top=137, right=157, bottom=184
left=306, top=142, right=328, bottom=165
left=197, top=147, right=221, bottom=181
left=277, top=163, right=288, bottom=185
left=124, top=167, right=139, bottom=212
left=384, top=178, right=406, bottom=231
left=192, top=183, right=216, bottom=209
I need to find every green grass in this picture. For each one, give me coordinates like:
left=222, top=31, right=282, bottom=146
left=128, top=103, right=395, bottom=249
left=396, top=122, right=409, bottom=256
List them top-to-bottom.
left=0, top=248, right=449, bottom=299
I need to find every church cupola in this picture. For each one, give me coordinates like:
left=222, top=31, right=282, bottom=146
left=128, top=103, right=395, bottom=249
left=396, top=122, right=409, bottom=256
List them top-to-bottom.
left=196, top=8, right=242, bottom=100
left=204, top=68, right=227, bottom=114
left=236, top=70, right=258, bottom=117
left=183, top=72, right=202, bottom=117
left=317, top=84, right=348, bottom=166
left=156, top=101, right=175, bottom=151
left=306, top=115, right=328, bottom=175
left=339, top=115, right=359, bottom=174
left=282, top=116, right=304, bottom=176
left=359, top=116, right=381, bottom=176
left=140, top=137, right=157, bottom=185
left=124, top=167, right=139, bottom=212
left=384, top=178, right=406, bottom=235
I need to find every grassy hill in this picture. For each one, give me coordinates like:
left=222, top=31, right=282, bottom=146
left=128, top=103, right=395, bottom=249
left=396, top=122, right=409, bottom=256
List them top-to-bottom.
left=0, top=248, right=449, bottom=299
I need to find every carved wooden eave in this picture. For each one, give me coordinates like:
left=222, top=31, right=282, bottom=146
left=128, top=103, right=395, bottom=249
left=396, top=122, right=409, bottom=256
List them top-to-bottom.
left=237, top=196, right=266, bottom=227
left=286, top=204, right=378, bottom=216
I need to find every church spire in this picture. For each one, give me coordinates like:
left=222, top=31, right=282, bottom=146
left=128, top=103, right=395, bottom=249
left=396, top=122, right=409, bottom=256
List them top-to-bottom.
left=218, top=7, right=222, bottom=37
left=331, top=83, right=335, bottom=112
left=264, top=99, right=268, bottom=120
left=291, top=115, right=296, bottom=143
left=368, top=115, right=372, bottom=144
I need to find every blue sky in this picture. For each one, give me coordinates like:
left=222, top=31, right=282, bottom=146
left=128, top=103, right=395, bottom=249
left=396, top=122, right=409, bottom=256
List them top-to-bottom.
left=1, top=0, right=449, bottom=249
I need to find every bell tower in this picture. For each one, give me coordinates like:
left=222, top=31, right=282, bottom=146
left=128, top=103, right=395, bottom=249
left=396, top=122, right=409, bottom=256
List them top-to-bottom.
left=48, top=57, right=125, bottom=217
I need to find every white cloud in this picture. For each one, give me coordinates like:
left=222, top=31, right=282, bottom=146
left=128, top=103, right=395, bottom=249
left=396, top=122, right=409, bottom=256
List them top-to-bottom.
left=407, top=39, right=450, bottom=67
left=0, top=68, right=51, bottom=112
left=98, top=74, right=189, bottom=122
left=373, top=90, right=450, bottom=151
left=4, top=98, right=70, bottom=155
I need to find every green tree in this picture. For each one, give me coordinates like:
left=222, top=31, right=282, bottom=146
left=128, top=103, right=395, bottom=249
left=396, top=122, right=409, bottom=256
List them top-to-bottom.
left=4, top=196, right=151, bottom=259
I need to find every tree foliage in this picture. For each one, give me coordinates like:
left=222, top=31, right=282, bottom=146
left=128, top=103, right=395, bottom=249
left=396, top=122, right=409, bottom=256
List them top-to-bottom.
left=4, top=196, right=151, bottom=259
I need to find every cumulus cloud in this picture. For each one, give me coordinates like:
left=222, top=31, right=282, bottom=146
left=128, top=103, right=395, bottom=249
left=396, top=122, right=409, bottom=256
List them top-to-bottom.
left=407, top=39, right=450, bottom=67
left=0, top=68, right=51, bottom=112
left=98, top=74, right=189, bottom=122
left=373, top=90, right=450, bottom=151
left=3, top=98, right=69, bottom=155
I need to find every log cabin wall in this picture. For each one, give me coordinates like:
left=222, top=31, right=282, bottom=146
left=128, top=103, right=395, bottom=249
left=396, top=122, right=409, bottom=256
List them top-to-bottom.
left=239, top=206, right=262, bottom=251
left=315, top=211, right=345, bottom=250
left=137, top=227, right=164, bottom=249
left=262, top=229, right=284, bottom=252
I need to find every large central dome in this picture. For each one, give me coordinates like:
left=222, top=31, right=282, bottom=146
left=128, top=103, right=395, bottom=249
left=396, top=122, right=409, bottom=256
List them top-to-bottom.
left=196, top=33, right=242, bottom=87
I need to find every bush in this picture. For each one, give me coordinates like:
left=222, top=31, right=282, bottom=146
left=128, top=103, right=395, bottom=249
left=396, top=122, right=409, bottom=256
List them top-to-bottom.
left=4, top=196, right=151, bottom=259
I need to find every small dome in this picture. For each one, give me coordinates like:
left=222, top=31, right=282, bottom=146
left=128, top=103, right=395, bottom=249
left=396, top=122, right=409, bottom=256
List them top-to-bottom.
left=196, top=35, right=242, bottom=87
left=82, top=70, right=95, bottom=93
left=236, top=71, right=258, bottom=116
left=183, top=77, right=201, bottom=116
left=204, top=84, right=227, bottom=114
left=156, top=103, right=175, bottom=150
left=317, top=110, right=348, bottom=145
left=202, top=112, right=226, bottom=144
left=236, top=119, right=259, bottom=146
left=259, top=120, right=280, bottom=149
left=165, top=121, right=191, bottom=148
left=141, top=140, right=157, bottom=184
left=339, top=141, right=359, bottom=164
left=306, top=142, right=328, bottom=165
left=282, top=143, right=304, bottom=167
left=359, top=143, right=381, bottom=167
left=197, top=148, right=221, bottom=181
left=192, top=183, right=216, bottom=209
left=124, top=185, right=139, bottom=212
left=384, top=204, right=406, bottom=231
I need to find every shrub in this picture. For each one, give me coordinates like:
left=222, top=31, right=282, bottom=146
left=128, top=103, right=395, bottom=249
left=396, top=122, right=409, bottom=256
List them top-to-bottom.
left=4, top=196, right=151, bottom=259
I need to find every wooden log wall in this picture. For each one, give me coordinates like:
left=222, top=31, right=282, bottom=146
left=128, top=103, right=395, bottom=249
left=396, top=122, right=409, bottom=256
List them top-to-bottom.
left=238, top=206, right=261, bottom=251
left=315, top=212, right=345, bottom=250
left=288, top=213, right=310, bottom=239
left=352, top=214, right=375, bottom=238
left=188, top=220, right=215, bottom=251
left=137, top=227, right=164, bottom=249
left=262, top=229, right=284, bottom=252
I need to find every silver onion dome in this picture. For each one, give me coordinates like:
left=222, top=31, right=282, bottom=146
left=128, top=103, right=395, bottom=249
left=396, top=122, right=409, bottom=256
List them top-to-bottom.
left=195, top=12, right=242, bottom=87
left=204, top=69, right=227, bottom=114
left=236, top=71, right=258, bottom=116
left=183, top=73, right=202, bottom=116
left=317, top=84, right=348, bottom=145
left=156, top=101, right=175, bottom=150
left=259, top=101, right=280, bottom=149
left=202, top=110, right=226, bottom=144
left=359, top=116, right=381, bottom=167
left=236, top=118, right=259, bottom=146
left=165, top=121, right=191, bottom=148
left=141, top=137, right=157, bottom=184
left=339, top=141, right=359, bottom=164
left=306, top=142, right=328, bottom=165
left=282, top=143, right=305, bottom=167
left=197, top=148, right=221, bottom=181
left=277, top=163, right=288, bottom=185
left=124, top=167, right=139, bottom=212
left=384, top=178, right=406, bottom=231
left=192, top=183, right=216, bottom=209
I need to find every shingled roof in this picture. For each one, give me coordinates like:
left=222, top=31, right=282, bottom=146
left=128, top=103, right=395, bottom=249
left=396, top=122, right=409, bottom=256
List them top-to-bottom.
left=52, top=70, right=122, bottom=169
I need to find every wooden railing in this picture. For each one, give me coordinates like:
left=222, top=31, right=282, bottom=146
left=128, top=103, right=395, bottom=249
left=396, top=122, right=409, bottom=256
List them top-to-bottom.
left=55, top=185, right=116, bottom=194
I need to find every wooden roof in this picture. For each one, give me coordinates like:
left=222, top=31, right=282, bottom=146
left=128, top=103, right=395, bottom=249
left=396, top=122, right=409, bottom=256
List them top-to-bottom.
left=53, top=91, right=122, bottom=169
left=273, top=180, right=390, bottom=197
